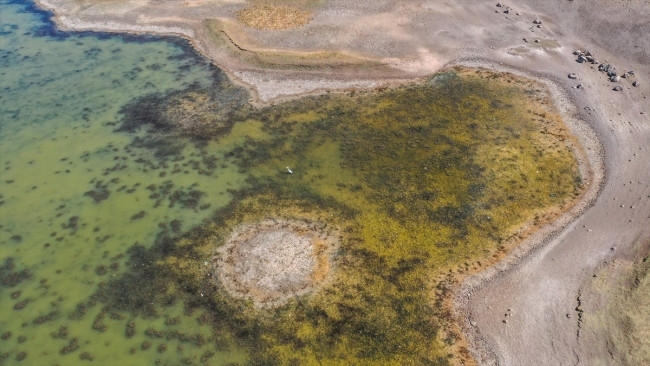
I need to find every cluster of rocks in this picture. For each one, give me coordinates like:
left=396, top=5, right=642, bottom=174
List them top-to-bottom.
left=495, top=3, right=519, bottom=16
left=495, top=3, right=544, bottom=30
left=572, top=49, right=639, bottom=91
left=574, top=50, right=599, bottom=64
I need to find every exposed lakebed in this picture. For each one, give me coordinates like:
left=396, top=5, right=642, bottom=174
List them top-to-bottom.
left=1, top=1, right=583, bottom=364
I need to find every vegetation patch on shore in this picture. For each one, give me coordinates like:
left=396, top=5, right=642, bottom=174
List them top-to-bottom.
left=237, top=3, right=314, bottom=30
left=97, top=67, right=584, bottom=364
left=583, top=238, right=650, bottom=365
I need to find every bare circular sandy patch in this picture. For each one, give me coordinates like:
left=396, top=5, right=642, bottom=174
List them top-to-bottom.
left=215, top=219, right=337, bottom=308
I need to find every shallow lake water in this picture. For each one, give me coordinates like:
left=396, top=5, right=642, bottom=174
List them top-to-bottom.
left=0, top=1, right=582, bottom=365
left=1, top=1, right=248, bottom=364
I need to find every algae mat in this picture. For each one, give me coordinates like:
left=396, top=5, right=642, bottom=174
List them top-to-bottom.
left=1, top=1, right=582, bottom=364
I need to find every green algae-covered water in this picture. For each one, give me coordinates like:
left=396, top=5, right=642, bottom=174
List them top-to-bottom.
left=0, top=1, right=248, bottom=364
left=1, top=1, right=582, bottom=365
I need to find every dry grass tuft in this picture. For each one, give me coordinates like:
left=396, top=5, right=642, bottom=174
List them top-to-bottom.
left=237, top=4, right=313, bottom=30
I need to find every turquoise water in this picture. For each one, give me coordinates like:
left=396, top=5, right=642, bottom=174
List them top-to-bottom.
left=0, top=1, right=248, bottom=363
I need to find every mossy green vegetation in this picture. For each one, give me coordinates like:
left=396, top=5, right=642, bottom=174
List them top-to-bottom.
left=112, top=68, right=583, bottom=364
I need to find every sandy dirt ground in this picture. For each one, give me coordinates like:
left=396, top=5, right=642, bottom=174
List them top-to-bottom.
left=32, top=0, right=650, bottom=364
left=214, top=219, right=338, bottom=309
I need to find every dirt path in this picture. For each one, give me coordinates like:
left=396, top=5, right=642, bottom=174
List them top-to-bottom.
left=33, top=0, right=650, bottom=364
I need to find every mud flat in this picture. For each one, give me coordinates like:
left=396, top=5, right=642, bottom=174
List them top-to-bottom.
left=32, top=0, right=650, bottom=364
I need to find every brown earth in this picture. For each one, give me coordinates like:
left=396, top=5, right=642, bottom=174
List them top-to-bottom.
left=34, top=0, right=650, bottom=364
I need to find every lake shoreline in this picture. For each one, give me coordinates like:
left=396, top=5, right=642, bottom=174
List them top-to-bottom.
left=28, top=0, right=650, bottom=364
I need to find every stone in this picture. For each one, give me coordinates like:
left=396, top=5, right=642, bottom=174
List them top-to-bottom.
left=496, top=2, right=503, bottom=7
left=533, top=18, right=542, bottom=24
left=573, top=49, right=582, bottom=55
left=577, top=55, right=587, bottom=63
left=598, top=64, right=606, bottom=72
left=568, top=73, right=577, bottom=79
left=610, top=75, right=620, bottom=82
left=633, top=81, right=639, bottom=87
left=576, top=84, right=583, bottom=89
left=613, top=85, right=623, bottom=91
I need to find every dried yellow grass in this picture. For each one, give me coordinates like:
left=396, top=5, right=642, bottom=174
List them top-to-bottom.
left=237, top=4, right=313, bottom=30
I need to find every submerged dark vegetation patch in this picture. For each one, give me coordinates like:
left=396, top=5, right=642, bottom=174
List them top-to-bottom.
left=96, top=68, right=582, bottom=364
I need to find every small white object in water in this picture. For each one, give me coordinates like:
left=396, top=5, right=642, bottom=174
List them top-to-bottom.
left=286, top=166, right=293, bottom=174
